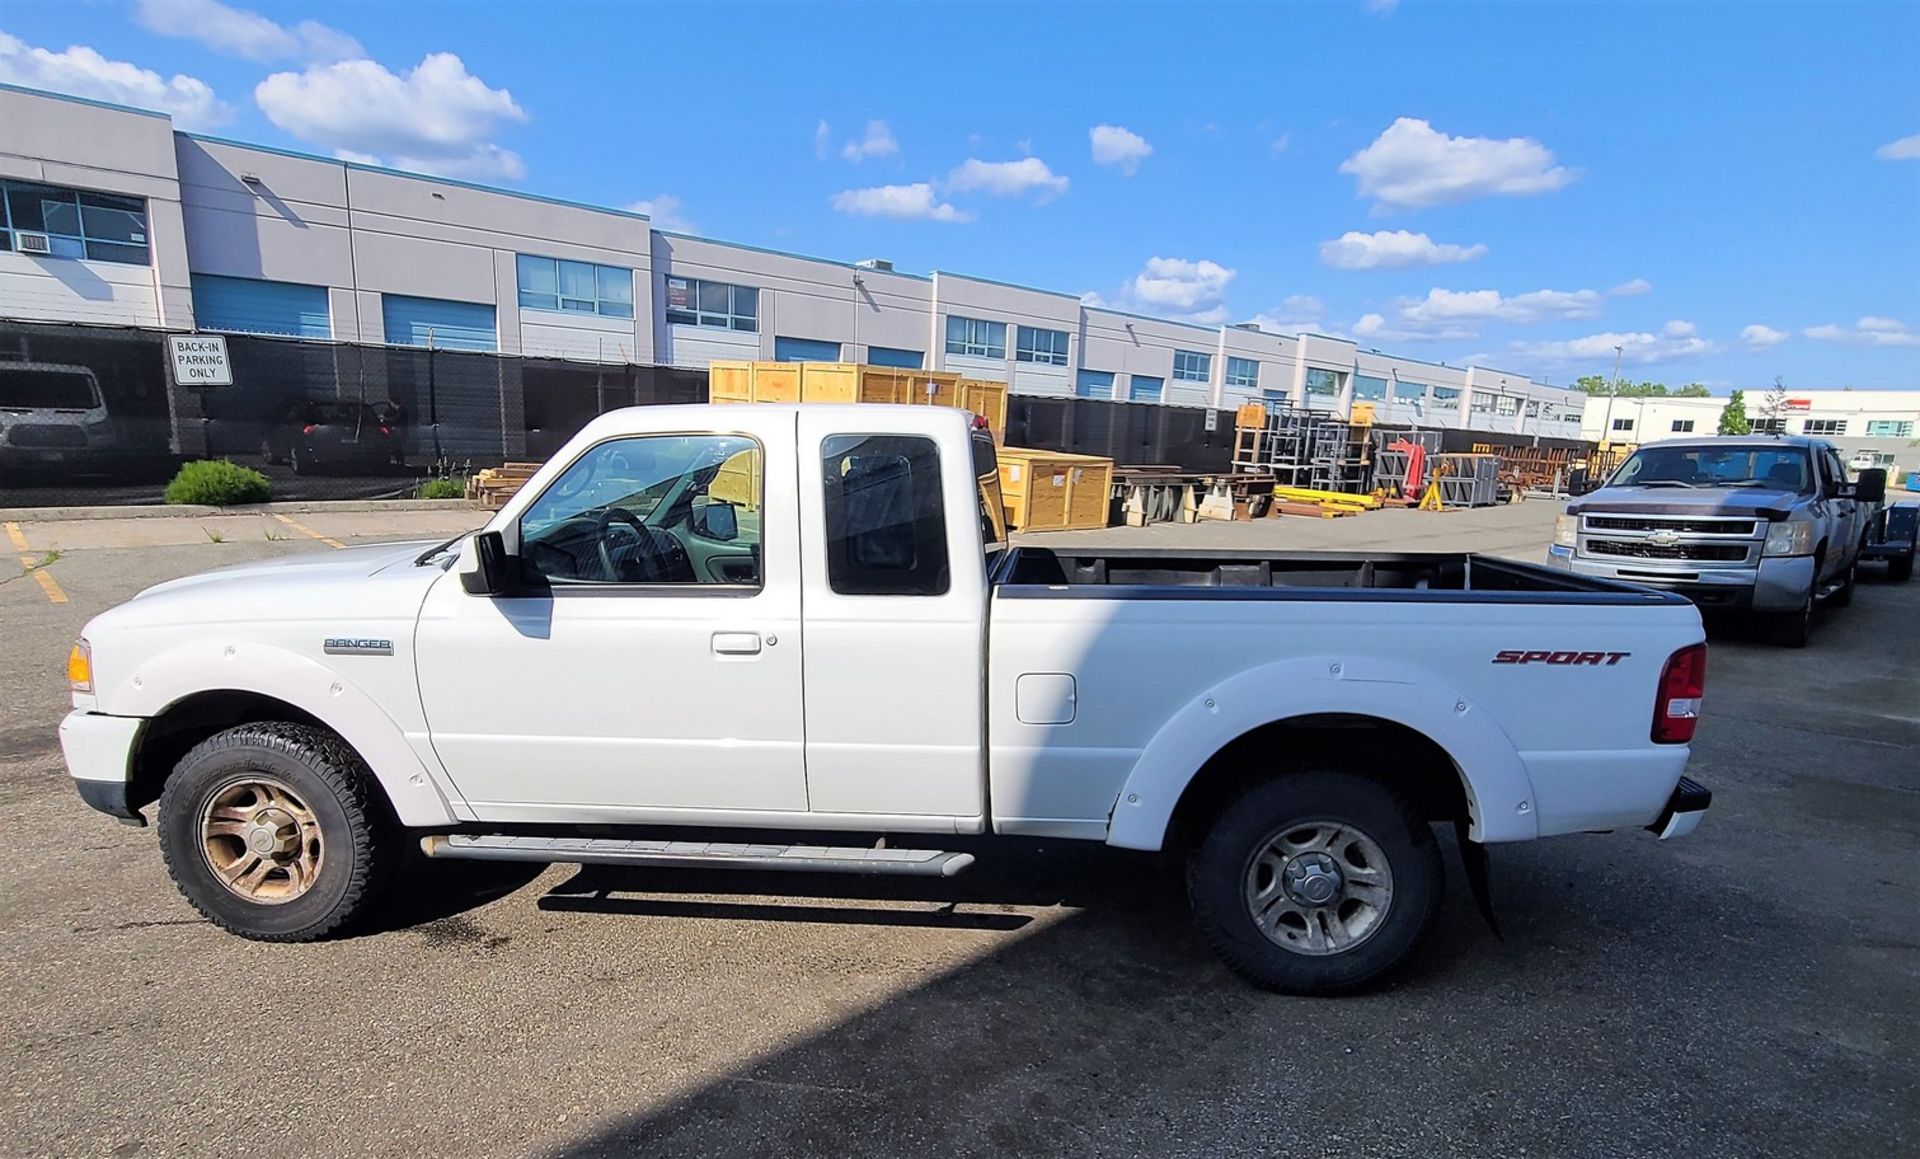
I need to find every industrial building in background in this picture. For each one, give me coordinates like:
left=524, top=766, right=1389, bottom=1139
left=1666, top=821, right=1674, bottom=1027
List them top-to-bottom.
left=0, top=85, right=1580, bottom=431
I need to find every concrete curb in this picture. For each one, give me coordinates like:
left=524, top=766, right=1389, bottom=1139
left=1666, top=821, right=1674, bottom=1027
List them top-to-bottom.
left=0, top=499, right=481, bottom=522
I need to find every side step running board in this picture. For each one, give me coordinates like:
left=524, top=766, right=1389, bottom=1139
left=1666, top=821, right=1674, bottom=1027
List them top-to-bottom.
left=421, top=834, right=976, bottom=878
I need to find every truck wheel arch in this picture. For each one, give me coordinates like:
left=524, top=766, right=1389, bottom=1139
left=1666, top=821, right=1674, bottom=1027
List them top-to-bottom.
left=107, top=642, right=461, bottom=828
left=1103, top=656, right=1539, bottom=852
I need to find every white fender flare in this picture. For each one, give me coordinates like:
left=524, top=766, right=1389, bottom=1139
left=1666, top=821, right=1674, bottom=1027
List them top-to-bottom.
left=105, top=640, right=460, bottom=828
left=1104, top=654, right=1539, bottom=851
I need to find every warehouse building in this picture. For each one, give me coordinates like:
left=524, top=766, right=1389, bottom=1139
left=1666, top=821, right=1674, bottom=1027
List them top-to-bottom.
left=0, top=83, right=1586, bottom=445
left=1580, top=391, right=1920, bottom=480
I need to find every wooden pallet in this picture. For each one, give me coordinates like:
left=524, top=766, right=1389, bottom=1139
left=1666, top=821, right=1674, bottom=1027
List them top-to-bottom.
left=468, top=462, right=541, bottom=509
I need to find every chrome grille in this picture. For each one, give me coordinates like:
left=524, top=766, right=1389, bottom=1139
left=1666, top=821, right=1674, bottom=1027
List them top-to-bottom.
left=1584, top=515, right=1756, bottom=536
left=1586, top=539, right=1750, bottom=562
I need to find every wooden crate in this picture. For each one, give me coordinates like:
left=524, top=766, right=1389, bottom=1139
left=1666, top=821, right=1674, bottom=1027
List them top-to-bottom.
left=706, top=361, right=1007, bottom=438
left=997, top=447, right=1115, bottom=532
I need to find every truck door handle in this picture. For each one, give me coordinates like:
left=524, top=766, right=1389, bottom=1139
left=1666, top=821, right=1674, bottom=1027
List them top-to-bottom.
left=711, top=632, right=763, bottom=656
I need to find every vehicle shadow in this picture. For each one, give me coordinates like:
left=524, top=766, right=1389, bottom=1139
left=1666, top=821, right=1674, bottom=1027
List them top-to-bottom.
left=532, top=830, right=1829, bottom=1159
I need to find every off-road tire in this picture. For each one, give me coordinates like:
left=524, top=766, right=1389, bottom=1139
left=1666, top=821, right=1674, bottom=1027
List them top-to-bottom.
left=1889, top=553, right=1913, bottom=583
left=1767, top=590, right=1813, bottom=648
left=158, top=722, right=394, bottom=942
left=1187, top=772, right=1444, bottom=996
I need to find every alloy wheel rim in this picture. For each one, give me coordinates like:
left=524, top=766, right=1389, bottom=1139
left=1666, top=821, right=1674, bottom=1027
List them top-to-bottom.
left=199, top=776, right=324, bottom=905
left=1243, top=819, right=1394, bottom=957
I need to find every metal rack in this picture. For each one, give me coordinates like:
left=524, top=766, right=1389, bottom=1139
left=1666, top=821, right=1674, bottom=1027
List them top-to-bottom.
left=1233, top=404, right=1371, bottom=494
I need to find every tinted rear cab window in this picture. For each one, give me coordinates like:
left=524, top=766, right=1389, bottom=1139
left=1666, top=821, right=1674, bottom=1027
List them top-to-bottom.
left=821, top=434, right=949, bottom=595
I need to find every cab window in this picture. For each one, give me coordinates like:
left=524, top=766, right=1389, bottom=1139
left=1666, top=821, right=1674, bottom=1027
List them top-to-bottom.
left=519, top=434, right=762, bottom=587
left=821, top=434, right=950, bottom=596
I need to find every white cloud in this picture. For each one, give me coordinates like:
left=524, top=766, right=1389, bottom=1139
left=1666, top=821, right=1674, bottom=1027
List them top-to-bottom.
left=133, top=0, right=361, bottom=63
left=1364, top=0, right=1401, bottom=14
left=0, top=32, right=230, bottom=130
left=255, top=53, right=528, bottom=180
left=1339, top=117, right=1577, bottom=210
left=814, top=119, right=832, bottom=161
left=840, top=119, right=898, bottom=162
left=1090, top=124, right=1152, bottom=175
left=1270, top=132, right=1292, bottom=155
left=1874, top=133, right=1920, bottom=161
left=946, top=157, right=1069, bottom=201
left=830, top=183, right=971, bottom=222
left=626, top=195, right=694, bottom=233
left=1318, top=229, right=1488, bottom=270
left=1128, top=257, right=1235, bottom=312
left=1610, top=277, right=1653, bottom=296
left=1350, top=285, right=1606, bottom=342
left=1244, top=295, right=1330, bottom=335
left=1804, top=317, right=1920, bottom=348
left=1505, top=324, right=1719, bottom=367
left=1738, top=324, right=1787, bottom=350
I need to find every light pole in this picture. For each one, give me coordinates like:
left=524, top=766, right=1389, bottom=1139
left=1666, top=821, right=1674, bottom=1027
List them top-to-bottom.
left=1599, top=343, right=1624, bottom=446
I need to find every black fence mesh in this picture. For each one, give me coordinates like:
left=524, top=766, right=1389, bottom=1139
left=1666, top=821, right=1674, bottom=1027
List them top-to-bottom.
left=2, top=318, right=1542, bottom=507
left=0, top=320, right=705, bottom=506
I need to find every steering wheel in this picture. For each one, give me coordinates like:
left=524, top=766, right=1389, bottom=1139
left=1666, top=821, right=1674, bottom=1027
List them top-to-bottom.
left=594, top=508, right=648, bottom=581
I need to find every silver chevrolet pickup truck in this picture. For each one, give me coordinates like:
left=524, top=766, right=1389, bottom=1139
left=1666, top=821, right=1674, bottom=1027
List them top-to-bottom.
left=1546, top=435, right=1887, bottom=646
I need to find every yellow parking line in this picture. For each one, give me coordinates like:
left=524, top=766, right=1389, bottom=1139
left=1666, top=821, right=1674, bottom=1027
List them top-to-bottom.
left=271, top=513, right=347, bottom=549
left=5, top=522, right=68, bottom=604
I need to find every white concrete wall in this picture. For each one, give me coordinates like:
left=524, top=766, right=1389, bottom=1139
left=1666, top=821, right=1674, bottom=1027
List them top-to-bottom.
left=1580, top=391, right=1920, bottom=442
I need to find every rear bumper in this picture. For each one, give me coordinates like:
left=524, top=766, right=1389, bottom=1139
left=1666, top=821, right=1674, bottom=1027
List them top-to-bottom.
left=1545, top=547, right=1812, bottom=611
left=59, top=710, right=147, bottom=825
left=1646, top=776, right=1711, bottom=840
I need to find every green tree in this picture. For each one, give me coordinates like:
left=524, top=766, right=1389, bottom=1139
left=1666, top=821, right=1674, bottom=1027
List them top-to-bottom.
left=1574, top=374, right=1611, bottom=395
left=1674, top=382, right=1711, bottom=398
left=1718, top=390, right=1752, bottom=435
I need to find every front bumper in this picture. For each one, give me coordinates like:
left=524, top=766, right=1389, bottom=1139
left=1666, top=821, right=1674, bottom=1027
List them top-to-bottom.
left=1546, top=546, right=1813, bottom=611
left=58, top=710, right=147, bottom=826
left=1646, top=776, right=1711, bottom=840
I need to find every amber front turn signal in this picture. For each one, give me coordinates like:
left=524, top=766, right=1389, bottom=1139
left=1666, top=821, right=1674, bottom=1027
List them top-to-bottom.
left=67, top=640, right=93, bottom=694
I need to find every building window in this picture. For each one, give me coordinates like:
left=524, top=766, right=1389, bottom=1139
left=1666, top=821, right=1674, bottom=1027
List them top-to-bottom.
left=1, top=180, right=150, bottom=265
left=516, top=255, right=634, bottom=318
left=665, top=276, right=758, bottom=331
left=945, top=316, right=1006, bottom=359
left=1014, top=326, right=1069, bottom=365
left=774, top=336, right=842, bottom=362
left=867, top=346, right=924, bottom=369
left=1173, top=350, right=1212, bottom=383
left=1224, top=357, right=1259, bottom=389
left=1305, top=367, right=1345, bottom=396
left=1075, top=369, right=1115, bottom=399
left=1352, top=374, right=1389, bottom=401
left=1129, top=375, right=1163, bottom=403
left=1429, top=387, right=1459, bottom=411
left=1470, top=391, right=1496, bottom=415
left=1496, top=395, right=1520, bottom=417
left=1525, top=400, right=1542, bottom=417
left=1612, top=417, right=1635, bottom=431
left=1751, top=417, right=1787, bottom=434
left=1671, top=419, right=1696, bottom=433
left=1802, top=419, right=1846, bottom=436
left=1866, top=420, right=1914, bottom=437
left=821, top=434, right=950, bottom=596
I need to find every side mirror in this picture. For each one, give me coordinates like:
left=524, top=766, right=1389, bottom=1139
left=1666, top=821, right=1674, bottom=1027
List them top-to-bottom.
left=1854, top=468, right=1887, bottom=505
left=691, top=496, right=739, bottom=541
left=461, top=530, right=513, bottom=595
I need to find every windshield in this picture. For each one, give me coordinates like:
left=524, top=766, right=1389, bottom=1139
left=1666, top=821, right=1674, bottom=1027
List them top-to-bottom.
left=0, top=366, right=100, bottom=411
left=520, top=434, right=749, bottom=540
left=1608, top=444, right=1812, bottom=492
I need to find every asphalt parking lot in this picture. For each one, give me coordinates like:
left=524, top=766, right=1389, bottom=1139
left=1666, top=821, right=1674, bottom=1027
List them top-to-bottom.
left=1, top=501, right=1915, bottom=1158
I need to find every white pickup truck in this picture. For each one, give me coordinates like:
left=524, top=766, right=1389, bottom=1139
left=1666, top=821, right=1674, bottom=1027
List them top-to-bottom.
left=59, top=404, right=1713, bottom=993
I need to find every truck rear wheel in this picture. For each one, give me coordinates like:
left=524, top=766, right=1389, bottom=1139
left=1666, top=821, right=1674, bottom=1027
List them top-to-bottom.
left=1890, top=553, right=1913, bottom=583
left=157, top=723, right=393, bottom=942
left=1187, top=773, right=1443, bottom=995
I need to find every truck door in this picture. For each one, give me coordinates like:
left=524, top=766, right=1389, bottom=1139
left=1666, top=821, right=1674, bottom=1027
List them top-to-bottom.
left=795, top=409, right=988, bottom=826
left=415, top=410, right=807, bottom=817
left=1821, top=447, right=1860, bottom=572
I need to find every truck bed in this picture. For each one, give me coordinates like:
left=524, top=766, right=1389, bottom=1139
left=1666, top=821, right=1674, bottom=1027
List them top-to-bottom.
left=995, top=546, right=1683, bottom=603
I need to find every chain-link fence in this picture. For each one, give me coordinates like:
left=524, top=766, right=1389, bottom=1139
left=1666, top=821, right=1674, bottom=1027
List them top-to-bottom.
left=0, top=319, right=705, bottom=506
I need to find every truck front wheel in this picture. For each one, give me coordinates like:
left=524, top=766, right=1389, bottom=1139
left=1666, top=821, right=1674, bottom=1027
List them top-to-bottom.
left=157, top=723, right=394, bottom=942
left=1187, top=773, right=1443, bottom=995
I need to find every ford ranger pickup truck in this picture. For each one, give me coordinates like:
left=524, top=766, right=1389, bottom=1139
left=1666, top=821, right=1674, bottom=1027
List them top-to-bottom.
left=59, top=404, right=1712, bottom=994
left=1547, top=435, right=1886, bottom=646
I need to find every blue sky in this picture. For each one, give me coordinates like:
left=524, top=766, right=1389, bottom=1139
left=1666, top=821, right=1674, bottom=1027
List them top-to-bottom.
left=4, top=0, right=1918, bottom=390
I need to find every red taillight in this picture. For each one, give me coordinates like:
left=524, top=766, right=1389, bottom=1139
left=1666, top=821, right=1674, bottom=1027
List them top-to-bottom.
left=972, top=413, right=990, bottom=430
left=302, top=423, right=316, bottom=435
left=379, top=425, right=391, bottom=435
left=1652, top=643, right=1707, bottom=744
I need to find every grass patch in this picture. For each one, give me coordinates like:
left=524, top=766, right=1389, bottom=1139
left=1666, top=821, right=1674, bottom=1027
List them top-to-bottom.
left=166, top=460, right=272, bottom=507
left=416, top=476, right=468, bottom=500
